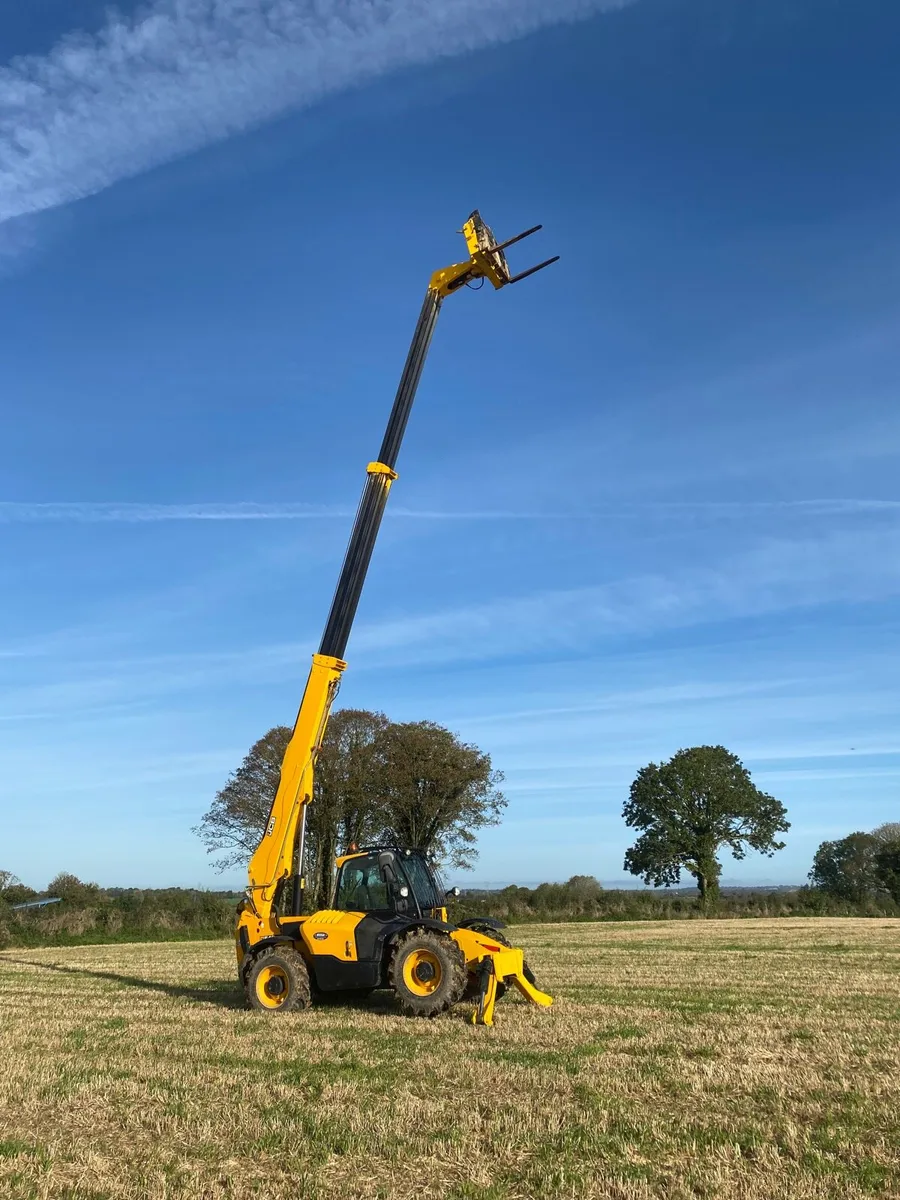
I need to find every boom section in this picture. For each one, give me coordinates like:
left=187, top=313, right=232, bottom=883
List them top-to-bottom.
left=241, top=211, right=556, bottom=927
left=319, top=288, right=440, bottom=661
left=245, top=652, right=344, bottom=916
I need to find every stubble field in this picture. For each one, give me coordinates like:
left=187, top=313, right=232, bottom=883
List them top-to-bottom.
left=1, top=918, right=898, bottom=1200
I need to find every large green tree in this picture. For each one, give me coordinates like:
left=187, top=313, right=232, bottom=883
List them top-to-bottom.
left=194, top=709, right=388, bottom=908
left=304, top=709, right=390, bottom=906
left=195, top=710, right=505, bottom=907
left=369, top=720, right=506, bottom=871
left=623, top=745, right=789, bottom=905
left=808, top=832, right=881, bottom=902
left=874, top=839, right=900, bottom=906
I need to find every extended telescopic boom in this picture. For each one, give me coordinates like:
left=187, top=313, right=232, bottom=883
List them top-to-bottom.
left=243, top=212, right=557, bottom=926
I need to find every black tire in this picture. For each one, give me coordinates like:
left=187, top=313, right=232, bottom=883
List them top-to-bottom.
left=389, top=930, right=466, bottom=1018
left=246, top=946, right=311, bottom=1014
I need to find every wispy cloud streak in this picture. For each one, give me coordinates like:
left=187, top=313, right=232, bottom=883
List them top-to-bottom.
left=1, top=0, right=628, bottom=229
left=1, top=498, right=898, bottom=524
left=0, top=500, right=571, bottom=523
left=351, top=525, right=900, bottom=662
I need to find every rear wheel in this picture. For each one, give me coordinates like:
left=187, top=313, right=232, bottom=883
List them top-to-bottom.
left=390, top=930, right=466, bottom=1017
left=246, top=947, right=311, bottom=1013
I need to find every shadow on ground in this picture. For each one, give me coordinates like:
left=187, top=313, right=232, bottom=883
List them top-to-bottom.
left=0, top=955, right=246, bottom=1009
left=0, top=956, right=401, bottom=1014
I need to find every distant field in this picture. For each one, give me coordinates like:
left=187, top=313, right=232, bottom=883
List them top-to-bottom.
left=1, top=919, right=898, bottom=1199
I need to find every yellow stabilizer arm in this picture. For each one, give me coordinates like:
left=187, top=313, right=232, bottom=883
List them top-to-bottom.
left=469, top=947, right=553, bottom=1027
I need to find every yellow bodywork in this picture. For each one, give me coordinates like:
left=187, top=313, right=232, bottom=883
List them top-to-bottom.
left=236, top=212, right=556, bottom=1026
left=238, top=652, right=346, bottom=946
left=239, top=900, right=552, bottom=1026
left=298, top=910, right=363, bottom=962
left=451, top=925, right=553, bottom=1027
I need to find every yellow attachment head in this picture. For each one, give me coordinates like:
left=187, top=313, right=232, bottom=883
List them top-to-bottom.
left=429, top=210, right=559, bottom=298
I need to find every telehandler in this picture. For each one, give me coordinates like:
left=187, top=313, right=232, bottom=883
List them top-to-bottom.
left=236, top=212, right=557, bottom=1026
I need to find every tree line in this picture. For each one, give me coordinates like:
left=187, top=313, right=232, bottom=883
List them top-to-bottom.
left=3, top=712, right=898, bottom=950
left=195, top=722, right=794, bottom=912
left=808, top=823, right=900, bottom=905
left=4, top=870, right=894, bottom=952
left=0, top=872, right=234, bottom=948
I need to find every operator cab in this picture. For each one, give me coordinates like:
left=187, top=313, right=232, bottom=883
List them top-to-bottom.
left=334, top=847, right=454, bottom=920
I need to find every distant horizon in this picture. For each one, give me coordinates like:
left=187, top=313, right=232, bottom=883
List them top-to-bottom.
left=11, top=873, right=808, bottom=895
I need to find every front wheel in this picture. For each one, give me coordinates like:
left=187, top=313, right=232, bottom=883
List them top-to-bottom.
left=390, top=930, right=466, bottom=1017
left=246, top=947, right=311, bottom=1013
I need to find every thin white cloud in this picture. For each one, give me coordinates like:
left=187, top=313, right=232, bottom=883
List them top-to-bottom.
left=0, top=0, right=630, bottom=229
left=1, top=498, right=898, bottom=523
left=0, top=500, right=587, bottom=522
left=0, top=501, right=350, bottom=523
left=351, top=524, right=900, bottom=663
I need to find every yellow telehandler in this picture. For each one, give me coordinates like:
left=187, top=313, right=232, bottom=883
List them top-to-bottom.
left=235, top=212, right=557, bottom=1025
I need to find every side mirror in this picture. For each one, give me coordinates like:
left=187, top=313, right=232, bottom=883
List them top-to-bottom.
left=378, top=850, right=397, bottom=883
left=446, top=887, right=461, bottom=899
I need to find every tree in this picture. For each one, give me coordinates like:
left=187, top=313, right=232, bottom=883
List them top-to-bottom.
left=304, top=709, right=390, bottom=907
left=195, top=710, right=505, bottom=905
left=194, top=711, right=389, bottom=907
left=369, top=721, right=506, bottom=871
left=194, top=726, right=290, bottom=872
left=623, top=745, right=789, bottom=906
left=871, top=822, right=900, bottom=845
left=808, top=832, right=881, bottom=902
left=874, top=839, right=900, bottom=905
left=0, top=871, right=38, bottom=907
left=47, top=873, right=103, bottom=906
left=566, top=875, right=604, bottom=902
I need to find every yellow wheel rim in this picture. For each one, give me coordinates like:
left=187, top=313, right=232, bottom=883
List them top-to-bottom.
left=402, top=949, right=443, bottom=996
left=256, top=964, right=290, bottom=1009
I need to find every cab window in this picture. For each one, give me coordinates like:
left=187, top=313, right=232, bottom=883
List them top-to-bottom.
left=335, top=854, right=389, bottom=912
left=403, top=854, right=440, bottom=911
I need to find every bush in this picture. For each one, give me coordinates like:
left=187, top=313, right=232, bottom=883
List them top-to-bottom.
left=1, top=869, right=896, bottom=951
left=47, top=873, right=104, bottom=906
left=1, top=879, right=236, bottom=948
left=453, top=880, right=899, bottom=925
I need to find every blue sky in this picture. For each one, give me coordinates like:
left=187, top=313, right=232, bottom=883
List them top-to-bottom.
left=1, top=0, right=898, bottom=890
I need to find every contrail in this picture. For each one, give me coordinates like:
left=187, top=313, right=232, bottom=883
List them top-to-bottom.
left=0, top=0, right=631, bottom=229
left=0, top=499, right=897, bottom=524
left=0, top=501, right=553, bottom=522
left=0, top=502, right=353, bottom=523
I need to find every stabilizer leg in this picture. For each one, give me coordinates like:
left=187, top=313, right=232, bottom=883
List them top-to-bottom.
left=470, top=957, right=499, bottom=1027
left=511, top=971, right=553, bottom=1009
